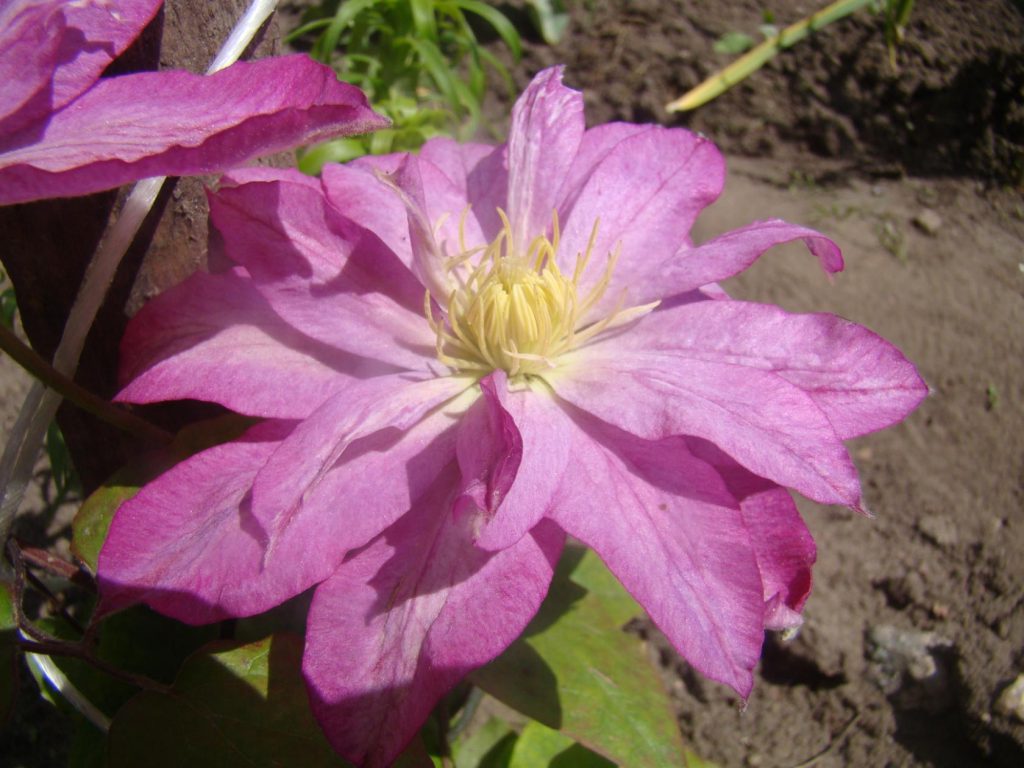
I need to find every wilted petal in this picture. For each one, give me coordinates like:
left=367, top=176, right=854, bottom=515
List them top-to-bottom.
left=0, top=55, right=388, bottom=205
left=506, top=66, right=584, bottom=248
left=209, top=175, right=434, bottom=370
left=628, top=220, right=844, bottom=304
left=116, top=268, right=379, bottom=419
left=602, top=300, right=928, bottom=439
left=551, top=347, right=863, bottom=508
left=454, top=373, right=522, bottom=519
left=474, top=380, right=571, bottom=551
left=546, top=406, right=764, bottom=696
left=97, top=421, right=299, bottom=623
left=304, top=467, right=563, bottom=768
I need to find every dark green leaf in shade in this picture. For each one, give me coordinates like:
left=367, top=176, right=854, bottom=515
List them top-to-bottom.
left=470, top=546, right=686, bottom=767
left=0, top=579, right=17, bottom=722
left=107, top=634, right=350, bottom=768
left=453, top=715, right=517, bottom=768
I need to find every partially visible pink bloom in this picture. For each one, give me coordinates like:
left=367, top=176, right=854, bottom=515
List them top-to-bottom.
left=0, top=0, right=387, bottom=205
left=98, top=67, right=927, bottom=766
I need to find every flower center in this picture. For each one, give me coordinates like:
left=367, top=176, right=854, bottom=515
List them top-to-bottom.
left=427, top=209, right=649, bottom=379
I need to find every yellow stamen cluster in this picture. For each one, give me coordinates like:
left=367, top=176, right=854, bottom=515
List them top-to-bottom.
left=426, top=209, right=627, bottom=379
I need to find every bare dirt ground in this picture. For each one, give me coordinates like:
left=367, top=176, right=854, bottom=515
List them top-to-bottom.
left=2, top=1, right=1022, bottom=767
left=505, top=1, right=1024, bottom=765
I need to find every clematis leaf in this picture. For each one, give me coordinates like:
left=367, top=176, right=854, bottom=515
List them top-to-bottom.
left=72, top=414, right=255, bottom=573
left=470, top=546, right=685, bottom=767
left=567, top=548, right=642, bottom=628
left=1, top=579, right=16, bottom=722
left=32, top=607, right=217, bottom=719
left=107, top=635, right=347, bottom=768
left=453, top=716, right=517, bottom=768
left=508, top=721, right=614, bottom=767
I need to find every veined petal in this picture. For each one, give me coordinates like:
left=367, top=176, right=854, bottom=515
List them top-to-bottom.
left=0, top=55, right=388, bottom=205
left=506, top=66, right=584, bottom=249
left=557, top=126, right=724, bottom=317
left=321, top=162, right=413, bottom=270
left=209, top=175, right=434, bottom=370
left=628, top=220, right=844, bottom=304
left=116, top=268, right=384, bottom=419
left=598, top=300, right=928, bottom=439
left=550, top=348, right=863, bottom=508
left=251, top=374, right=472, bottom=549
left=260, top=406, right=461, bottom=594
left=546, top=406, right=764, bottom=696
left=97, top=421, right=299, bottom=623
left=304, top=468, right=563, bottom=768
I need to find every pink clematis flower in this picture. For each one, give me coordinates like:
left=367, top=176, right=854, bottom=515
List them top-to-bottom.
left=0, top=0, right=387, bottom=206
left=98, top=67, right=926, bottom=766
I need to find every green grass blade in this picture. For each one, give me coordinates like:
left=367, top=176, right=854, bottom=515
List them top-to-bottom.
left=447, top=0, right=523, bottom=59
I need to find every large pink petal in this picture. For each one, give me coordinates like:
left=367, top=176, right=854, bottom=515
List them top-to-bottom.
left=0, top=0, right=161, bottom=135
left=0, top=55, right=388, bottom=205
left=506, top=66, right=584, bottom=249
left=556, top=126, right=724, bottom=316
left=320, top=162, right=413, bottom=269
left=209, top=176, right=435, bottom=370
left=627, top=220, right=844, bottom=305
left=116, top=268, right=380, bottom=419
left=598, top=300, right=928, bottom=439
left=550, top=347, right=863, bottom=508
left=251, top=373, right=471, bottom=547
left=260, top=406, right=461, bottom=594
left=546, top=407, right=764, bottom=696
left=97, top=421, right=303, bottom=624
left=304, top=468, right=563, bottom=768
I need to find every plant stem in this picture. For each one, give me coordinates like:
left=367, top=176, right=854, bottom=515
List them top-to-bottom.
left=666, top=0, right=873, bottom=112
left=0, top=324, right=171, bottom=445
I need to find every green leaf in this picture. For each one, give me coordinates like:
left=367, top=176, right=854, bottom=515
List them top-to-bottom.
left=449, top=0, right=522, bottom=59
left=713, top=31, right=755, bottom=54
left=72, top=414, right=255, bottom=573
left=471, top=546, right=685, bottom=768
left=566, top=548, right=641, bottom=628
left=0, top=578, right=17, bottom=722
left=107, top=635, right=348, bottom=768
left=453, top=716, right=517, bottom=768
left=509, top=722, right=613, bottom=768
left=684, top=749, right=723, bottom=768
